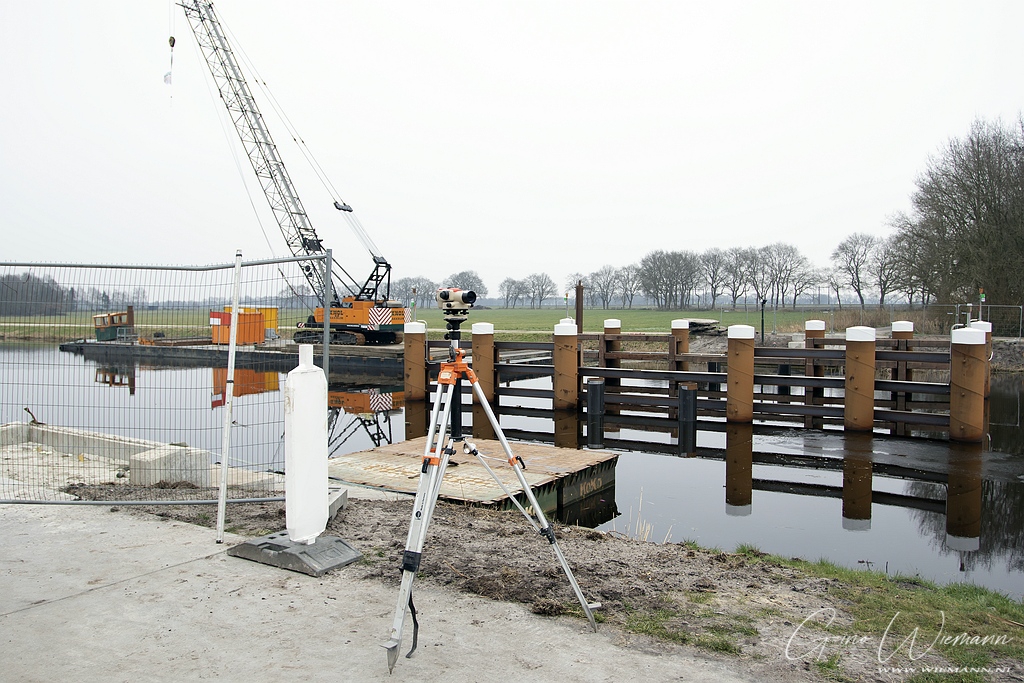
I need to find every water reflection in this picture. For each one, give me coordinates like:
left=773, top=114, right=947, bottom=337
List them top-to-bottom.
left=725, top=423, right=752, bottom=515
left=842, top=435, right=873, bottom=531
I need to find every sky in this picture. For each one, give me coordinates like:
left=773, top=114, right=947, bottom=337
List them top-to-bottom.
left=2, top=1, right=1023, bottom=297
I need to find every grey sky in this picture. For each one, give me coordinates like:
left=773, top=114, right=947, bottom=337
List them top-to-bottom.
left=2, top=2, right=1022, bottom=296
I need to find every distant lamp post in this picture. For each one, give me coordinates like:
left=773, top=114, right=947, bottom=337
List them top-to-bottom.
left=760, top=298, right=768, bottom=342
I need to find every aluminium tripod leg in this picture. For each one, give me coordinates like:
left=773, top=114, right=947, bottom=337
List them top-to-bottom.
left=466, top=379, right=599, bottom=633
left=383, top=382, right=457, bottom=671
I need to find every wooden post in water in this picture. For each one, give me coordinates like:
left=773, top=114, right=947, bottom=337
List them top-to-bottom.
left=671, top=319, right=689, bottom=372
left=553, top=320, right=579, bottom=411
left=804, top=320, right=826, bottom=429
left=970, top=320, right=992, bottom=398
left=403, top=321, right=427, bottom=401
left=471, top=322, right=495, bottom=403
left=726, top=324, right=755, bottom=423
left=844, top=326, right=876, bottom=432
left=949, top=327, right=987, bottom=443
left=725, top=422, right=753, bottom=516
left=945, top=442, right=983, bottom=551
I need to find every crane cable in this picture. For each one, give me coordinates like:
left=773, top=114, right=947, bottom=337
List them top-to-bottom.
left=219, top=14, right=387, bottom=262
left=183, top=16, right=316, bottom=314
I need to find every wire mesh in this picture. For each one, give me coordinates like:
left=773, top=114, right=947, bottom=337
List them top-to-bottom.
left=0, top=256, right=325, bottom=503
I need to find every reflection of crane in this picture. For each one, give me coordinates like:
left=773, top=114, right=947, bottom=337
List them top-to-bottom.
left=180, top=1, right=406, bottom=345
left=327, top=388, right=405, bottom=454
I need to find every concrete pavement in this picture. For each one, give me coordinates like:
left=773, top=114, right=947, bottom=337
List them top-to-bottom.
left=1, top=501, right=761, bottom=682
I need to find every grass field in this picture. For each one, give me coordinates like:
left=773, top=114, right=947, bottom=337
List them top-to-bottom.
left=2, top=305, right=951, bottom=343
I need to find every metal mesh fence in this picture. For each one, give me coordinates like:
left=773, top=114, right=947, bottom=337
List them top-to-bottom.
left=0, top=255, right=329, bottom=503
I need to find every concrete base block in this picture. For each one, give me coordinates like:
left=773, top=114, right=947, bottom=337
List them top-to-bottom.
left=129, top=445, right=212, bottom=487
left=226, top=531, right=362, bottom=577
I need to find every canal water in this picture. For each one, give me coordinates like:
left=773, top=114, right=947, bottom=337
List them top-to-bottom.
left=2, top=345, right=1022, bottom=599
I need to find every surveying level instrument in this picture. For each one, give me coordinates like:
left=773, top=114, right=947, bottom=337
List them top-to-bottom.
left=383, top=288, right=599, bottom=672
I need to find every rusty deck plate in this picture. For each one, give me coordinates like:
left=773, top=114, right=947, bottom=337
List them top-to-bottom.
left=327, top=437, right=617, bottom=505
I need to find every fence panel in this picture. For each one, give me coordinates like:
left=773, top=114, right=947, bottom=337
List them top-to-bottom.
left=1, top=255, right=326, bottom=503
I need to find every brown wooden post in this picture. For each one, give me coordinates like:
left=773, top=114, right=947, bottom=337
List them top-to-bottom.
left=671, top=319, right=689, bottom=372
left=553, top=320, right=579, bottom=411
left=804, top=320, right=826, bottom=428
left=970, top=320, right=992, bottom=398
left=403, top=321, right=427, bottom=401
left=471, top=322, right=495, bottom=403
left=726, top=325, right=755, bottom=423
left=844, top=326, right=876, bottom=432
left=949, top=327, right=987, bottom=442
left=405, top=399, right=429, bottom=439
left=725, top=422, right=753, bottom=515
left=842, top=442, right=873, bottom=531
left=945, top=442, right=982, bottom=551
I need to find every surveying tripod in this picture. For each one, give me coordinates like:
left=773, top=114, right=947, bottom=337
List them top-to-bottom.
left=383, top=313, right=599, bottom=672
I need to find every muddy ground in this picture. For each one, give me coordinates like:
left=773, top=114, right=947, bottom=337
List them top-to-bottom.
left=67, top=486, right=1003, bottom=683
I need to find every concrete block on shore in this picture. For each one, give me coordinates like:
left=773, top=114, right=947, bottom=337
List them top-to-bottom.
left=130, top=445, right=212, bottom=487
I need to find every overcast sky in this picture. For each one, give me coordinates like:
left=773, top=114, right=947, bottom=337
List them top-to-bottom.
left=2, top=2, right=1022, bottom=296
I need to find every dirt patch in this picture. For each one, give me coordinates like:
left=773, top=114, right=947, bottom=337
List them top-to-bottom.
left=87, top=494, right=981, bottom=682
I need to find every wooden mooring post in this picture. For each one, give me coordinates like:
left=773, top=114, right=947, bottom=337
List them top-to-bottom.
left=553, top=320, right=578, bottom=411
left=804, top=320, right=826, bottom=429
left=969, top=320, right=992, bottom=398
left=403, top=321, right=427, bottom=401
left=471, top=322, right=495, bottom=402
left=726, top=325, right=755, bottom=423
left=844, top=326, right=876, bottom=431
left=950, top=327, right=987, bottom=442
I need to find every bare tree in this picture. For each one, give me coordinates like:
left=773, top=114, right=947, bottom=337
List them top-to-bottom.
left=831, top=233, right=878, bottom=308
left=869, top=235, right=901, bottom=307
left=722, top=247, right=751, bottom=309
left=700, top=248, right=727, bottom=310
left=616, top=264, right=642, bottom=308
left=589, top=265, right=619, bottom=309
left=444, top=270, right=488, bottom=298
left=525, top=273, right=556, bottom=308
left=499, top=277, right=527, bottom=308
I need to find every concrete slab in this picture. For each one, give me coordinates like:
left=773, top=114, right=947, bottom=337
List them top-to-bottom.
left=0, top=503, right=760, bottom=682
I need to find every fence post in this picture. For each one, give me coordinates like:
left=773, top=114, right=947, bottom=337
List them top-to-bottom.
left=671, top=319, right=689, bottom=372
left=553, top=320, right=578, bottom=411
left=804, top=320, right=826, bottom=429
left=969, top=320, right=992, bottom=398
left=403, top=321, right=427, bottom=401
left=471, top=322, right=495, bottom=403
left=726, top=324, right=755, bottom=423
left=844, top=326, right=876, bottom=432
left=950, top=327, right=987, bottom=443
left=725, top=422, right=753, bottom=516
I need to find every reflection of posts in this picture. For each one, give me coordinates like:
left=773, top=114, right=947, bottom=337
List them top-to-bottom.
left=403, top=321, right=428, bottom=401
left=553, top=321, right=578, bottom=411
left=726, top=325, right=755, bottom=423
left=844, top=326, right=876, bottom=432
left=950, top=327, right=987, bottom=443
left=405, top=399, right=429, bottom=439
left=554, top=409, right=578, bottom=449
left=725, top=422, right=753, bottom=515
left=842, top=441, right=873, bottom=530
left=946, top=442, right=983, bottom=551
